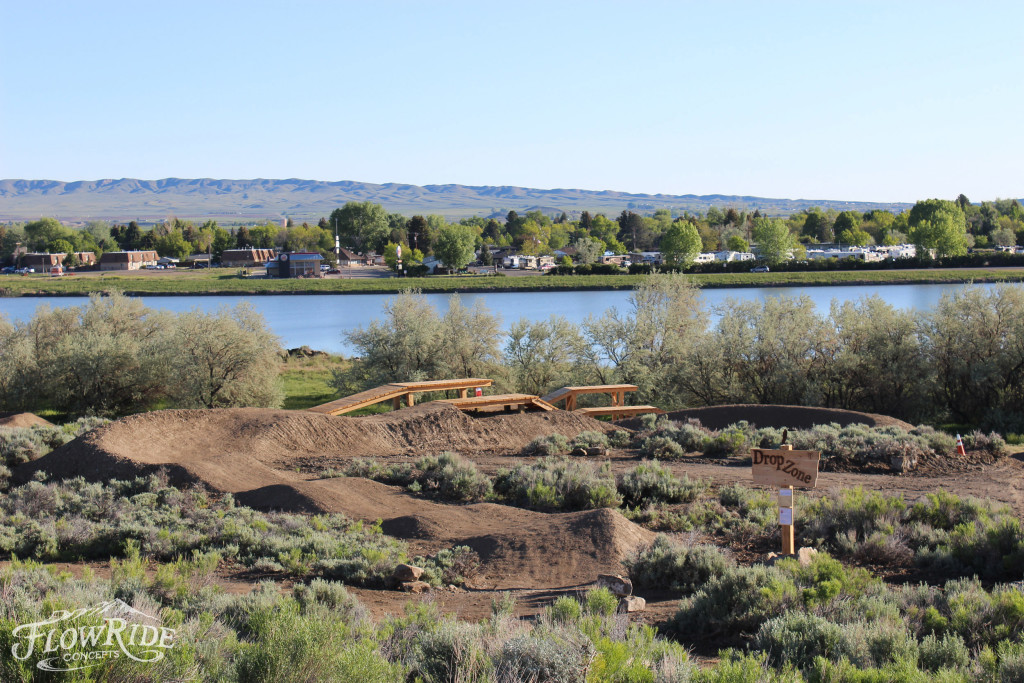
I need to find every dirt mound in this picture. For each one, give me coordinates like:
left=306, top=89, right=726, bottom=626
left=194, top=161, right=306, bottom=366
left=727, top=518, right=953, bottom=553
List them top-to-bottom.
left=16, top=404, right=647, bottom=588
left=618, top=404, right=915, bottom=432
left=0, top=412, right=54, bottom=428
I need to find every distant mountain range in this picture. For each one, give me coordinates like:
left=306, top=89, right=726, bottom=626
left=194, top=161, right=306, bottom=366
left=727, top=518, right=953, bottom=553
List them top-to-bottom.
left=0, top=177, right=915, bottom=223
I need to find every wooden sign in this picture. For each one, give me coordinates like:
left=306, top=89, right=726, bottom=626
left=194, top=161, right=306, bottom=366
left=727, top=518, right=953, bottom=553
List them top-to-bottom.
left=751, top=449, right=821, bottom=488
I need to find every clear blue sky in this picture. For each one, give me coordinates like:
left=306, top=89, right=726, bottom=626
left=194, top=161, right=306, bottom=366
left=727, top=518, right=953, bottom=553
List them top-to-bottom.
left=2, top=1, right=1021, bottom=203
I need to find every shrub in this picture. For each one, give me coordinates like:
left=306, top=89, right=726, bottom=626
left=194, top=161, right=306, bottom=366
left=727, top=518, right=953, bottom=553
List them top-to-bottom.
left=703, top=422, right=754, bottom=458
left=608, top=430, right=632, bottom=448
left=962, top=430, right=1007, bottom=458
left=572, top=431, right=609, bottom=448
left=527, top=433, right=571, bottom=456
left=640, top=435, right=686, bottom=460
left=416, top=452, right=492, bottom=502
left=493, top=457, right=621, bottom=511
left=618, top=460, right=707, bottom=506
left=626, top=535, right=734, bottom=594
left=417, top=546, right=480, bottom=587
left=671, top=564, right=799, bottom=639
left=584, top=587, right=619, bottom=617
left=547, top=595, right=582, bottom=625
left=756, top=611, right=845, bottom=669
left=410, top=619, right=489, bottom=683
left=495, top=630, right=595, bottom=683
left=917, top=633, right=970, bottom=673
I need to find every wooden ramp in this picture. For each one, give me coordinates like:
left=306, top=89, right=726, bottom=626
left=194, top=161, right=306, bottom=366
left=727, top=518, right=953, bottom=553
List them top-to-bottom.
left=308, top=378, right=493, bottom=416
left=541, top=384, right=639, bottom=411
left=438, top=393, right=557, bottom=413
left=575, top=405, right=665, bottom=420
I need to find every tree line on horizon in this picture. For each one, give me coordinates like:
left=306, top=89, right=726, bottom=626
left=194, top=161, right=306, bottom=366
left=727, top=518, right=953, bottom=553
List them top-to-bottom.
left=1, top=194, right=1022, bottom=271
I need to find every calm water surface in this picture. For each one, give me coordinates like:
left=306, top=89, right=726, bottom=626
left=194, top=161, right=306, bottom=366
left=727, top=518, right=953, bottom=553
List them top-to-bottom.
left=0, top=283, right=1015, bottom=355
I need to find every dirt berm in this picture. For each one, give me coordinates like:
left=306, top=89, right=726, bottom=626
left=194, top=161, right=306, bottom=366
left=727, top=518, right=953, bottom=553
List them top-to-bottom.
left=17, top=403, right=651, bottom=589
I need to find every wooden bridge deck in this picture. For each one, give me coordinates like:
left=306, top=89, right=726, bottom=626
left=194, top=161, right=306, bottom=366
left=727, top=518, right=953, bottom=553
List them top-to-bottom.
left=308, top=378, right=494, bottom=416
left=540, top=384, right=639, bottom=411
left=438, top=393, right=557, bottom=413
left=575, top=405, right=664, bottom=420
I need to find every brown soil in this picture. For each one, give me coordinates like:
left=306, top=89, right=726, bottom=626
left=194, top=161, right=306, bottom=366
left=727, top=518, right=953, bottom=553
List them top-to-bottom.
left=14, top=401, right=1024, bottom=624
left=16, top=403, right=648, bottom=590
left=618, top=404, right=915, bottom=431
left=0, top=412, right=54, bottom=428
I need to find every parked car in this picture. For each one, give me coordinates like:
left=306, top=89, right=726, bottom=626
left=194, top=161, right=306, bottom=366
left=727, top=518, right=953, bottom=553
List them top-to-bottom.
left=750, top=265, right=770, bottom=272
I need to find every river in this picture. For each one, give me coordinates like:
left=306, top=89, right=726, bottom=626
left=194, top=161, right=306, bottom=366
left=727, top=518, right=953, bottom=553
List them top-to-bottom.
left=0, top=283, right=1016, bottom=355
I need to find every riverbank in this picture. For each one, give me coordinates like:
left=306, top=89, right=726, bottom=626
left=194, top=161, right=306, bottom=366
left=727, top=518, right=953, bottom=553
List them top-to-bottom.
left=2, top=267, right=1024, bottom=296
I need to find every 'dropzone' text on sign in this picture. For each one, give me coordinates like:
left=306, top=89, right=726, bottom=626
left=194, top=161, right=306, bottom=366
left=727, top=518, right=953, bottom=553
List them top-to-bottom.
left=751, top=449, right=821, bottom=488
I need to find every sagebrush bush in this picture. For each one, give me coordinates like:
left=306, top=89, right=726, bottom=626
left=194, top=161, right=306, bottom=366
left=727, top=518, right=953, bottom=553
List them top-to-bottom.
left=573, top=430, right=609, bottom=448
left=608, top=430, right=632, bottom=448
left=527, top=433, right=571, bottom=456
left=639, top=435, right=686, bottom=460
left=416, top=452, right=492, bottom=502
left=493, top=457, right=621, bottom=511
left=617, top=460, right=707, bottom=507
left=0, top=475, right=482, bottom=587
left=626, top=535, right=734, bottom=594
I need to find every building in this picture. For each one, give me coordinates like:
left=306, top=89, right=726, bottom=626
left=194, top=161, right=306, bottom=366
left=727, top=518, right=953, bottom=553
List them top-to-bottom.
left=221, top=248, right=276, bottom=267
left=337, top=248, right=361, bottom=267
left=99, top=251, right=158, bottom=271
left=73, top=252, right=97, bottom=267
left=275, top=252, right=324, bottom=277
left=22, top=253, right=64, bottom=272
left=185, top=253, right=213, bottom=267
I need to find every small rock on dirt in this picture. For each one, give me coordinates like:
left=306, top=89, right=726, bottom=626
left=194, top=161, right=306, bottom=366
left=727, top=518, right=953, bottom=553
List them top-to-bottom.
left=890, top=454, right=918, bottom=473
left=765, top=547, right=818, bottom=567
left=797, top=547, right=818, bottom=566
left=393, top=564, right=424, bottom=582
left=597, top=574, right=632, bottom=597
left=400, top=581, right=431, bottom=593
left=618, top=596, right=646, bottom=613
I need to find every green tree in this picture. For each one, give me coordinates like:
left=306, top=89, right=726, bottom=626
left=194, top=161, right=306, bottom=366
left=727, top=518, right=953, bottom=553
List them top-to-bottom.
left=908, top=199, right=969, bottom=257
left=329, top=202, right=390, bottom=253
left=25, top=218, right=71, bottom=251
left=751, top=218, right=794, bottom=265
left=659, top=222, right=702, bottom=267
left=433, top=224, right=477, bottom=270
left=991, top=225, right=1017, bottom=247
left=838, top=227, right=872, bottom=247
left=154, top=229, right=192, bottom=260
left=726, top=235, right=749, bottom=253
left=572, top=236, right=605, bottom=265
left=47, top=238, right=74, bottom=255
left=383, top=242, right=423, bottom=271
left=168, top=305, right=283, bottom=409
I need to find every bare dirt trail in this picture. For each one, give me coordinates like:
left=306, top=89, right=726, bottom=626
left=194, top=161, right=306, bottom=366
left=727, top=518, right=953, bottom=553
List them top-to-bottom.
left=15, top=401, right=1024, bottom=625
left=16, top=404, right=650, bottom=591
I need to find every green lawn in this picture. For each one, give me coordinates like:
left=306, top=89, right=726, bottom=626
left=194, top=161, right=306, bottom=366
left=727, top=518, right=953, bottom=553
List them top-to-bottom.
left=2, top=267, right=1024, bottom=297
left=279, top=354, right=347, bottom=410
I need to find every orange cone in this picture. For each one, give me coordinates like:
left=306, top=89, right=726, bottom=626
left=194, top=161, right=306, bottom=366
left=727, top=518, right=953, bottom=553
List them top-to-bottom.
left=955, top=434, right=966, bottom=456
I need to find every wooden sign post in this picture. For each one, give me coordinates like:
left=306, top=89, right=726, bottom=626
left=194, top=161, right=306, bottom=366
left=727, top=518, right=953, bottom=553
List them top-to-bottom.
left=751, top=444, right=820, bottom=556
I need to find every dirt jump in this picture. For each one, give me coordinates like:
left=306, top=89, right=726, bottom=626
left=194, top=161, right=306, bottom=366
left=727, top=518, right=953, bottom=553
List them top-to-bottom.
left=16, top=400, right=1024, bottom=621
left=16, top=403, right=648, bottom=590
left=0, top=412, right=54, bottom=428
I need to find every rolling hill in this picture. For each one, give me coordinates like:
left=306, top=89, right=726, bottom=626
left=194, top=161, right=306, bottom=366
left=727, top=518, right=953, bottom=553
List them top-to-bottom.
left=0, top=177, right=914, bottom=223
